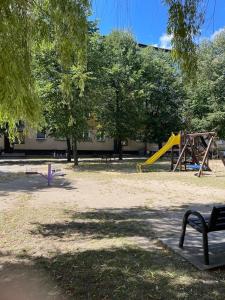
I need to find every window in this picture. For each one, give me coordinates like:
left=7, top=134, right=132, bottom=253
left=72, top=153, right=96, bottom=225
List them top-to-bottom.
left=36, top=130, right=46, bottom=140
left=83, top=130, right=92, bottom=142
left=96, top=132, right=106, bottom=142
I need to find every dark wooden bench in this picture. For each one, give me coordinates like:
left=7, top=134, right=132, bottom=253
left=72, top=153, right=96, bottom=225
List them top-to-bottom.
left=179, top=206, right=225, bottom=265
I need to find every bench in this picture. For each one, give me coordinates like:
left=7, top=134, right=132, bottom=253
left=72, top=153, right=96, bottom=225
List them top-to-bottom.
left=179, top=206, right=225, bottom=265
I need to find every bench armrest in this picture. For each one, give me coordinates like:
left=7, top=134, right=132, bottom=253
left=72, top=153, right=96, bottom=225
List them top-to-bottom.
left=182, top=210, right=208, bottom=230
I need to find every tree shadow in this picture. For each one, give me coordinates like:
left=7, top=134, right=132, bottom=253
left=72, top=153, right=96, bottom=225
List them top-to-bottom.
left=0, top=158, right=174, bottom=175
left=0, top=159, right=67, bottom=166
left=73, top=159, right=173, bottom=174
left=76, top=160, right=143, bottom=174
left=0, top=172, right=75, bottom=196
left=31, top=203, right=225, bottom=242
left=31, top=203, right=225, bottom=270
left=3, top=204, right=225, bottom=298
left=31, top=207, right=154, bottom=239
left=1, top=246, right=225, bottom=299
left=32, top=247, right=198, bottom=299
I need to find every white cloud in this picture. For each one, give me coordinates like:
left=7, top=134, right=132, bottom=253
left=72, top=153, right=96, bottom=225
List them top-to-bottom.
left=210, top=27, right=225, bottom=40
left=159, top=33, right=172, bottom=49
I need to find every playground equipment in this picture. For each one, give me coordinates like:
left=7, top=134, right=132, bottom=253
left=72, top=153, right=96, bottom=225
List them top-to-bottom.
left=138, top=131, right=218, bottom=177
left=173, top=131, right=217, bottom=177
left=137, top=133, right=180, bottom=172
left=26, top=163, right=65, bottom=186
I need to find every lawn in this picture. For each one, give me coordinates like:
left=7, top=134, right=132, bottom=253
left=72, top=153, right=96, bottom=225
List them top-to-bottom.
left=0, top=158, right=225, bottom=299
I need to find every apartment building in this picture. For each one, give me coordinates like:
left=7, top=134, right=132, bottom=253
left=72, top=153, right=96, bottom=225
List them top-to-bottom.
left=0, top=129, right=158, bottom=156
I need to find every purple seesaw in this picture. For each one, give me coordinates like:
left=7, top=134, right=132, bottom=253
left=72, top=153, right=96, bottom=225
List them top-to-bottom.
left=26, top=163, right=65, bottom=186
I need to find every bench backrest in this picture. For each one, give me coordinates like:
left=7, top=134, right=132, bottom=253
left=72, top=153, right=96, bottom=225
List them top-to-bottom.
left=208, top=206, right=225, bottom=231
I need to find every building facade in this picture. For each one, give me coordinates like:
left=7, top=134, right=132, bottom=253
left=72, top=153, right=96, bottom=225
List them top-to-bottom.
left=0, top=129, right=158, bottom=156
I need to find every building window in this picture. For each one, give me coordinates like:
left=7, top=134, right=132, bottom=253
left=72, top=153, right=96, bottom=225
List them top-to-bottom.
left=36, top=130, right=46, bottom=140
left=83, top=130, right=92, bottom=142
left=96, top=131, right=106, bottom=142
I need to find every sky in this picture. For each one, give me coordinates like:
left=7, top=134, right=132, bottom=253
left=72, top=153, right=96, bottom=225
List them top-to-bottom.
left=90, top=0, right=225, bottom=48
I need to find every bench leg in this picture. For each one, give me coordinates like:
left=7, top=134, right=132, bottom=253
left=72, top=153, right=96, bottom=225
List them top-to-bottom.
left=179, top=219, right=187, bottom=248
left=202, top=231, right=209, bottom=265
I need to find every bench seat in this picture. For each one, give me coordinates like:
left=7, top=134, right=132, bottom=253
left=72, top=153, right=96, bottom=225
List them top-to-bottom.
left=179, top=206, right=225, bottom=265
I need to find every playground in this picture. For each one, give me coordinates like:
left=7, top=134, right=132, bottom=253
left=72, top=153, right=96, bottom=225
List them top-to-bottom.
left=1, top=158, right=225, bottom=299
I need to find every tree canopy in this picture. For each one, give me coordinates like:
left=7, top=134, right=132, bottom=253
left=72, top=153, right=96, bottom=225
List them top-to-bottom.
left=0, top=0, right=90, bottom=136
left=165, top=0, right=204, bottom=78
left=34, top=24, right=101, bottom=165
left=185, top=30, right=225, bottom=138
left=95, top=31, right=142, bottom=159
left=139, top=46, right=184, bottom=147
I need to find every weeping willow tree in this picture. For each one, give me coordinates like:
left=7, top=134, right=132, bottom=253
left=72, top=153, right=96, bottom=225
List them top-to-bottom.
left=0, top=0, right=90, bottom=137
left=164, top=0, right=205, bottom=78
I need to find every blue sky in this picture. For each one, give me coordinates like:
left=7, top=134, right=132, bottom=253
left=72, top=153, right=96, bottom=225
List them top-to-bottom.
left=90, top=0, right=225, bottom=47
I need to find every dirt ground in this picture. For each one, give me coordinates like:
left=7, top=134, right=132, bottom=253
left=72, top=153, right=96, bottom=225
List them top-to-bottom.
left=1, top=158, right=225, bottom=299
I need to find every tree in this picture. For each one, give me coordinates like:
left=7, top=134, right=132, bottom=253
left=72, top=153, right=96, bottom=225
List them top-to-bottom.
left=0, top=0, right=90, bottom=136
left=164, top=0, right=204, bottom=78
left=35, top=26, right=102, bottom=165
left=185, top=30, right=225, bottom=138
left=95, top=31, right=142, bottom=160
left=34, top=46, right=73, bottom=161
left=139, top=47, right=184, bottom=148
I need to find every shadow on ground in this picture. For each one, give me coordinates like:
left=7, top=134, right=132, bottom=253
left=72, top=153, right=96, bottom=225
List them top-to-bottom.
left=0, top=157, right=177, bottom=175
left=0, top=159, right=67, bottom=166
left=74, top=159, right=173, bottom=174
left=0, top=172, right=75, bottom=196
left=2, top=204, right=225, bottom=298
left=31, top=204, right=224, bottom=241
left=31, top=207, right=154, bottom=240
left=2, top=245, right=225, bottom=300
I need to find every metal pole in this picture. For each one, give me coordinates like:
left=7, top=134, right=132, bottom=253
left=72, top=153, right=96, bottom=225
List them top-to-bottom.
left=48, top=163, right=51, bottom=186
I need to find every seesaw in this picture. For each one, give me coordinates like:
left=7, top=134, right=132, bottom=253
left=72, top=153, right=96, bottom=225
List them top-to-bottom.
left=25, top=163, right=65, bottom=186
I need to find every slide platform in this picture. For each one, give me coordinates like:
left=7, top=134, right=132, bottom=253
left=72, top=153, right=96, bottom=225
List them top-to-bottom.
left=137, top=133, right=180, bottom=171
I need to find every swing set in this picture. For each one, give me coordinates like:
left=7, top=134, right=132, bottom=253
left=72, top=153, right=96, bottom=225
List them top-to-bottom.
left=171, top=131, right=218, bottom=177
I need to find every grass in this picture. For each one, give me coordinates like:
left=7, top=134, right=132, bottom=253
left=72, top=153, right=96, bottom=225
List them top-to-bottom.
left=1, top=159, right=225, bottom=299
left=2, top=203, right=225, bottom=300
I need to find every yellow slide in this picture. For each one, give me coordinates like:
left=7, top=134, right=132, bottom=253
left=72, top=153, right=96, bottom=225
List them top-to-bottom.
left=137, top=133, right=180, bottom=171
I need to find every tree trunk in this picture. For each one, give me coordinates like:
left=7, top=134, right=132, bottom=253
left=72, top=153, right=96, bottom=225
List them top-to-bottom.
left=114, top=82, right=123, bottom=160
left=4, top=134, right=14, bottom=153
left=66, top=137, right=71, bottom=162
left=72, top=137, right=78, bottom=166
left=114, top=139, right=118, bottom=154
left=118, top=139, right=123, bottom=160
left=144, top=141, right=147, bottom=155
left=158, top=141, right=162, bottom=149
